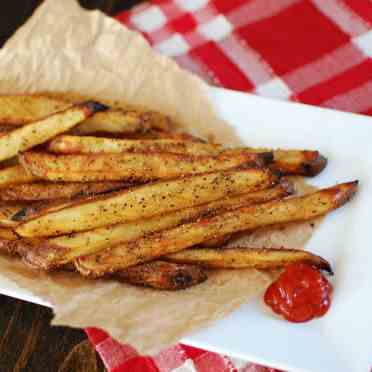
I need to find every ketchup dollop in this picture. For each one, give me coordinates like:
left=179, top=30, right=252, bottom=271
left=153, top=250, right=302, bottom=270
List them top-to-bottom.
left=264, top=263, right=333, bottom=323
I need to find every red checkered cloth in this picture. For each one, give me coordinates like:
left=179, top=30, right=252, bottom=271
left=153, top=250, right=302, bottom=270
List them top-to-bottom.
left=87, top=1, right=372, bottom=371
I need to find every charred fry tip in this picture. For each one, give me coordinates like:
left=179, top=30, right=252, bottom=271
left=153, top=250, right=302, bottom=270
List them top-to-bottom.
left=83, top=101, right=110, bottom=114
left=258, top=151, right=274, bottom=165
left=303, top=153, right=328, bottom=177
left=332, top=180, right=359, bottom=207
left=11, top=208, right=28, bottom=222
left=172, top=267, right=208, bottom=289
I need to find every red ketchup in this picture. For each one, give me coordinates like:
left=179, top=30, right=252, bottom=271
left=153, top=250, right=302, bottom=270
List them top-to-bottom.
left=264, top=263, right=333, bottom=323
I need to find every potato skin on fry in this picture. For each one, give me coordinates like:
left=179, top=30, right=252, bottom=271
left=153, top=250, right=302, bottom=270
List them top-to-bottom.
left=0, top=95, right=70, bottom=125
left=0, top=95, right=172, bottom=134
left=0, top=101, right=108, bottom=162
left=74, top=109, right=173, bottom=135
left=122, top=129, right=206, bottom=143
left=48, top=135, right=223, bottom=156
left=20, top=150, right=270, bottom=182
left=0, top=165, right=36, bottom=188
left=16, top=169, right=279, bottom=237
left=0, top=181, right=128, bottom=201
left=16, top=182, right=291, bottom=269
left=73, top=182, right=357, bottom=275
left=12, top=199, right=75, bottom=223
left=0, top=203, right=27, bottom=227
left=0, top=227, right=18, bottom=241
left=165, top=247, right=333, bottom=274
left=113, top=261, right=208, bottom=290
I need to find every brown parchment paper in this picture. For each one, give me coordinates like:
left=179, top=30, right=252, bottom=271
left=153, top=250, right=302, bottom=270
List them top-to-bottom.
left=0, top=0, right=318, bottom=354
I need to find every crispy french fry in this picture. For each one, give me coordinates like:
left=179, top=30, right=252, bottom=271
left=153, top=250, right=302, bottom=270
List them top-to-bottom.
left=0, top=95, right=172, bottom=133
left=0, top=95, right=70, bottom=125
left=0, top=101, right=108, bottom=162
left=74, top=109, right=172, bottom=134
left=121, top=129, right=206, bottom=143
left=48, top=135, right=223, bottom=156
left=248, top=148, right=327, bottom=176
left=20, top=150, right=271, bottom=182
left=0, top=157, right=20, bottom=169
left=0, top=165, right=36, bottom=188
left=15, top=168, right=279, bottom=238
left=0, top=181, right=128, bottom=201
left=15, top=182, right=291, bottom=269
left=72, top=182, right=357, bottom=276
left=11, top=199, right=74, bottom=223
left=0, top=203, right=27, bottom=227
left=0, top=227, right=18, bottom=240
left=199, top=235, right=232, bottom=248
left=165, top=247, right=332, bottom=273
left=112, top=261, right=208, bottom=290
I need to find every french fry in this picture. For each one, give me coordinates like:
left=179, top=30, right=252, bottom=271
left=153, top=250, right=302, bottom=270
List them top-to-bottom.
left=0, top=95, right=172, bottom=133
left=0, top=95, right=70, bottom=125
left=0, top=101, right=108, bottom=162
left=74, top=109, right=172, bottom=134
left=121, top=129, right=206, bottom=143
left=48, top=135, right=223, bottom=156
left=248, top=148, right=327, bottom=177
left=20, top=150, right=271, bottom=182
left=0, top=165, right=36, bottom=188
left=15, top=168, right=279, bottom=238
left=0, top=181, right=128, bottom=201
left=15, top=182, right=291, bottom=269
left=73, top=182, right=357, bottom=276
left=12, top=199, right=74, bottom=223
left=0, top=203, right=27, bottom=227
left=0, top=227, right=18, bottom=241
left=199, top=235, right=232, bottom=248
left=165, top=247, right=332, bottom=273
left=113, top=261, right=208, bottom=290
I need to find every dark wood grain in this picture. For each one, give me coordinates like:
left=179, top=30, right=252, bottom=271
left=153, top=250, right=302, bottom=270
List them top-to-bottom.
left=0, top=1, right=145, bottom=371
left=0, top=295, right=106, bottom=372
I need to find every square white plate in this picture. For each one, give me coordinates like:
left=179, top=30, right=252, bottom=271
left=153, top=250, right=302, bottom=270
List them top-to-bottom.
left=1, top=88, right=371, bottom=372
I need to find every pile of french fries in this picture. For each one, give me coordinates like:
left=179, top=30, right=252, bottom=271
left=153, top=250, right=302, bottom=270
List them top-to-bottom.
left=0, top=95, right=358, bottom=290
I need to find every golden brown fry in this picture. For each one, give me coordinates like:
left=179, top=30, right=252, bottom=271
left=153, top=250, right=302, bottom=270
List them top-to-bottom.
left=0, top=95, right=70, bottom=125
left=0, top=95, right=172, bottom=133
left=0, top=101, right=108, bottom=162
left=74, top=109, right=172, bottom=134
left=122, top=129, right=206, bottom=142
left=48, top=135, right=223, bottom=156
left=247, top=148, right=327, bottom=176
left=20, top=150, right=270, bottom=182
left=271, top=150, right=327, bottom=176
left=0, top=157, right=20, bottom=170
left=0, top=165, right=36, bottom=188
left=15, top=168, right=279, bottom=237
left=0, top=181, right=128, bottom=201
left=73, top=181, right=357, bottom=276
left=15, top=182, right=290, bottom=269
left=11, top=199, right=75, bottom=223
left=0, top=203, right=27, bottom=227
left=0, top=227, right=18, bottom=240
left=199, top=235, right=232, bottom=248
left=165, top=247, right=332, bottom=273
left=111, top=261, right=207, bottom=290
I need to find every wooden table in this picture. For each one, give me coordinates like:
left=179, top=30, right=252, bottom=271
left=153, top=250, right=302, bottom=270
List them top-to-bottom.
left=0, top=1, right=144, bottom=371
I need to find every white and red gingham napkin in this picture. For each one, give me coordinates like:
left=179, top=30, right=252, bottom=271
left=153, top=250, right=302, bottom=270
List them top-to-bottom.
left=87, top=1, right=372, bottom=371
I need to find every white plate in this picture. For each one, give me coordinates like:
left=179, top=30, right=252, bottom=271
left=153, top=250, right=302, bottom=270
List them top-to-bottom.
left=1, top=88, right=371, bottom=372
